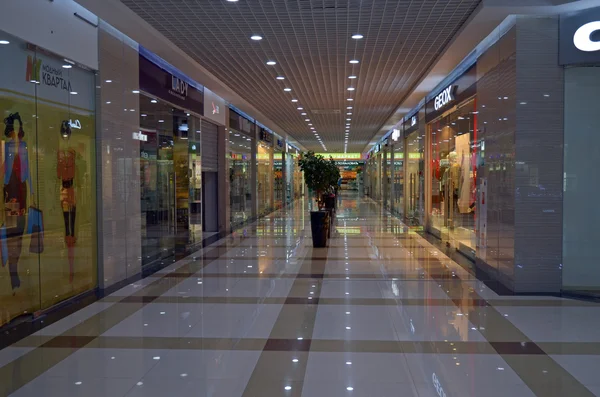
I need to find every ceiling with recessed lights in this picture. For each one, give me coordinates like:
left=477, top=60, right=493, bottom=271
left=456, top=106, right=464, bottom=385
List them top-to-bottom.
left=120, top=0, right=481, bottom=152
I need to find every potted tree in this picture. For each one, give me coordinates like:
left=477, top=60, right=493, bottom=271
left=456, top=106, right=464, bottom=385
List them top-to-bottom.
left=299, top=151, right=331, bottom=247
left=323, top=158, right=340, bottom=212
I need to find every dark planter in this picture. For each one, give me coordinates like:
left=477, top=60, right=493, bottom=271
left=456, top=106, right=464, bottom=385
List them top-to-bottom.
left=310, top=211, right=329, bottom=247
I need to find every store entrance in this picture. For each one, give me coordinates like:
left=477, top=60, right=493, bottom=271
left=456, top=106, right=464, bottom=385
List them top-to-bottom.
left=140, top=94, right=201, bottom=267
left=428, top=98, right=477, bottom=256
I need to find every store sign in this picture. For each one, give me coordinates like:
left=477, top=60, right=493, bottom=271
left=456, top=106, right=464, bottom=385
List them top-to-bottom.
left=560, top=7, right=600, bottom=65
left=139, top=54, right=204, bottom=115
left=26, top=55, right=75, bottom=92
left=434, top=85, right=456, bottom=111
left=204, top=88, right=226, bottom=125
left=69, top=119, right=82, bottom=130
left=259, top=129, right=273, bottom=145
left=392, top=129, right=401, bottom=141
left=133, top=131, right=148, bottom=141
left=315, top=153, right=362, bottom=160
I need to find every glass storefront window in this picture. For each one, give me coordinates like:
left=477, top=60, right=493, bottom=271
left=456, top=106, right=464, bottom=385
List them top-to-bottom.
left=0, top=32, right=97, bottom=326
left=139, top=94, right=201, bottom=266
left=428, top=98, right=477, bottom=251
left=229, top=130, right=253, bottom=227
left=405, top=130, right=425, bottom=226
left=392, top=140, right=404, bottom=218
left=257, top=142, right=273, bottom=216
left=384, top=148, right=392, bottom=208
left=274, top=152, right=283, bottom=209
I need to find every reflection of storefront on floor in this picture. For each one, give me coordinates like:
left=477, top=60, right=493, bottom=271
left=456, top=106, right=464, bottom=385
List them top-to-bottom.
left=0, top=30, right=97, bottom=326
left=138, top=48, right=205, bottom=267
left=229, top=110, right=254, bottom=228
left=274, top=138, right=285, bottom=209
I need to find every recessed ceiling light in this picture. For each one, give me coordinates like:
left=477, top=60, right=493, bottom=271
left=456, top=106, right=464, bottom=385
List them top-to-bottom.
left=226, top=0, right=239, bottom=2
left=351, top=34, right=363, bottom=39
left=250, top=35, right=263, bottom=41
left=0, top=40, right=10, bottom=45
left=349, top=59, right=359, bottom=64
left=266, top=60, right=277, bottom=65
left=62, top=64, right=72, bottom=69
left=276, top=76, right=285, bottom=80
left=348, top=76, right=357, bottom=80
left=105, top=80, right=112, bottom=83
left=347, top=87, right=355, bottom=91
left=284, top=88, right=291, bottom=92
left=132, top=90, right=140, bottom=94
left=70, top=91, right=78, bottom=95
left=347, top=98, right=353, bottom=101
left=151, top=99, right=158, bottom=103
left=291, top=99, right=298, bottom=102
left=347, top=106, right=353, bottom=109
left=297, top=107, right=303, bottom=110
left=301, top=112, right=307, bottom=115
left=347, top=112, right=352, bottom=115
left=346, top=118, right=351, bottom=121
left=305, top=119, right=310, bottom=121
left=308, top=123, right=312, bottom=126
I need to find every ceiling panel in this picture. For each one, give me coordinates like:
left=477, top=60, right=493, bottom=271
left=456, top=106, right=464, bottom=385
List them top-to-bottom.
left=120, top=0, right=481, bottom=152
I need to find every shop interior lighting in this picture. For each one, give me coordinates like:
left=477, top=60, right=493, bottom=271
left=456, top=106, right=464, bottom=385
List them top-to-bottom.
left=250, top=35, right=263, bottom=41
left=0, top=40, right=10, bottom=45
left=62, top=64, right=73, bottom=69
left=70, top=91, right=78, bottom=95
left=151, top=99, right=158, bottom=103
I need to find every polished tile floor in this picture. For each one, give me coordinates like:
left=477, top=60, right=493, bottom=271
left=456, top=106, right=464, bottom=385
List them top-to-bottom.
left=1, top=192, right=600, bottom=396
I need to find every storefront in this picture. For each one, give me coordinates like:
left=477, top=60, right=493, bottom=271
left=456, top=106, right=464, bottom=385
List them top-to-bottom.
left=560, top=6, right=600, bottom=296
left=0, top=30, right=97, bottom=325
left=138, top=47, right=204, bottom=267
left=425, top=65, right=478, bottom=257
left=229, top=109, right=255, bottom=228
left=257, top=127, right=274, bottom=217
left=274, top=138, right=285, bottom=209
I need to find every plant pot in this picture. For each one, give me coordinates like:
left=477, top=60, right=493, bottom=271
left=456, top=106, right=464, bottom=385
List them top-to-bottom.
left=310, top=210, right=329, bottom=248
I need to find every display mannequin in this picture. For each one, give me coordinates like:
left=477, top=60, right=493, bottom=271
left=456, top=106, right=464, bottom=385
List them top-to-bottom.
left=2, top=112, right=34, bottom=293
left=57, top=120, right=76, bottom=282
left=442, top=151, right=460, bottom=227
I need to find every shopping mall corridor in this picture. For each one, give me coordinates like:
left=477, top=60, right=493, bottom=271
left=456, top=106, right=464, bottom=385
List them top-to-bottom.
left=1, top=191, right=599, bottom=397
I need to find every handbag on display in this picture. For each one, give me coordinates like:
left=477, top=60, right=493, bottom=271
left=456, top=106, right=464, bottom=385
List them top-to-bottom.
left=26, top=206, right=44, bottom=254
left=0, top=224, right=7, bottom=267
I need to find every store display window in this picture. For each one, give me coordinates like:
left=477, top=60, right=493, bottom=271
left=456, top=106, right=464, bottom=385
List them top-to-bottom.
left=0, top=31, right=97, bottom=326
left=428, top=98, right=478, bottom=251
left=228, top=129, right=253, bottom=227
left=405, top=130, right=425, bottom=226
left=392, top=140, right=404, bottom=218
left=257, top=141, right=273, bottom=217
left=274, top=152, right=283, bottom=209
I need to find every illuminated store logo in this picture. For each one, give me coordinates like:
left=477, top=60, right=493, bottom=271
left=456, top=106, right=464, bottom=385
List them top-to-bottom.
left=573, top=21, right=600, bottom=52
left=170, top=75, right=188, bottom=98
left=434, top=85, right=455, bottom=111
left=212, top=102, right=220, bottom=115
left=411, top=116, right=417, bottom=126
left=68, top=119, right=82, bottom=130
left=392, top=129, right=401, bottom=141
left=133, top=131, right=148, bottom=141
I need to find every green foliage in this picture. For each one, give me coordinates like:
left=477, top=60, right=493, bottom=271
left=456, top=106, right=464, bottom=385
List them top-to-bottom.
left=298, top=151, right=330, bottom=197
left=299, top=152, right=341, bottom=201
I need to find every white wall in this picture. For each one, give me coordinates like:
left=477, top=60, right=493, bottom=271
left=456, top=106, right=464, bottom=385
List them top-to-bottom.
left=2, top=0, right=98, bottom=70
left=563, top=66, right=600, bottom=290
